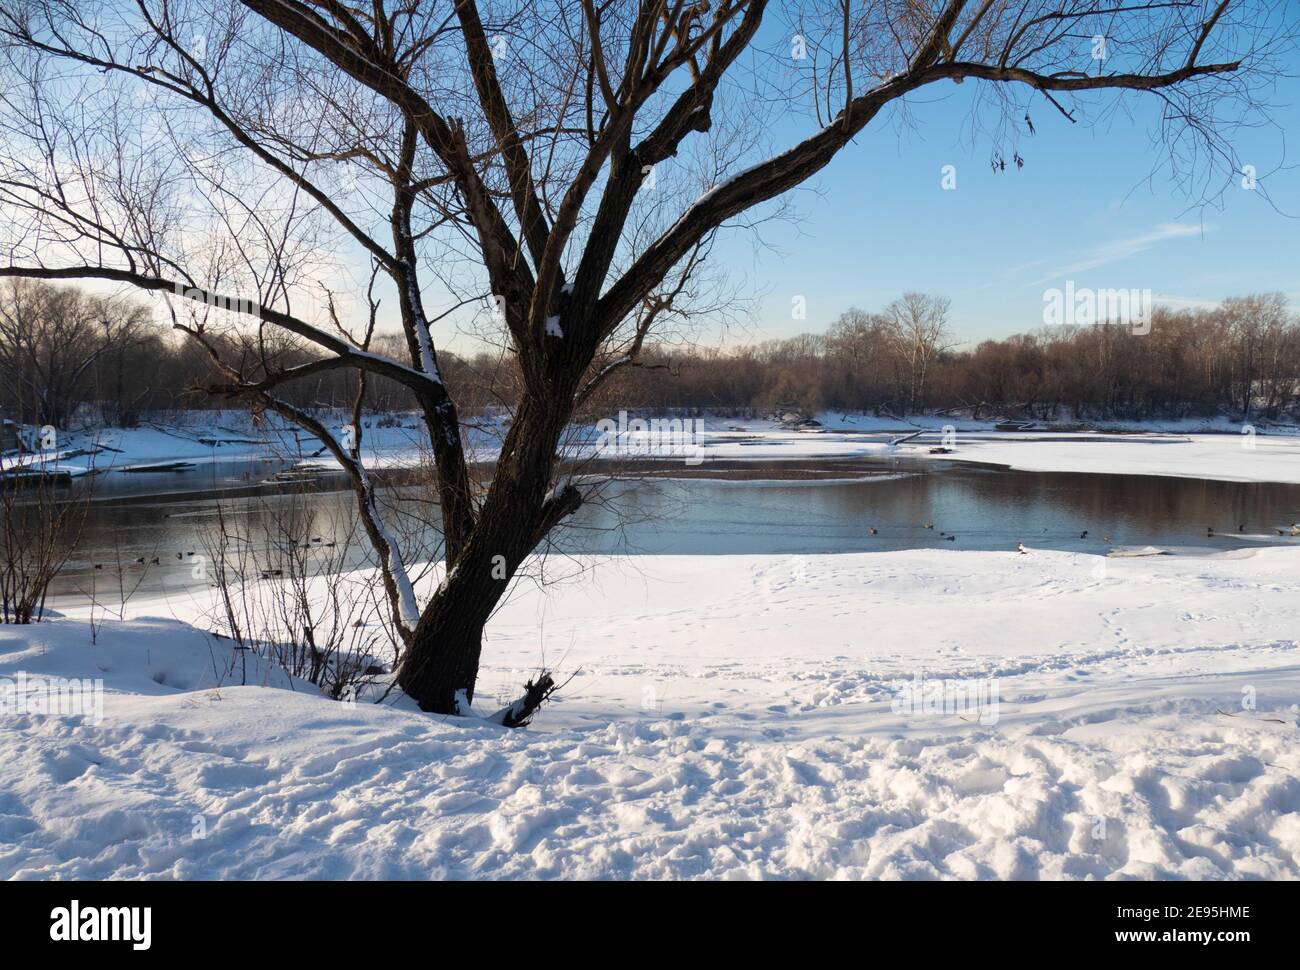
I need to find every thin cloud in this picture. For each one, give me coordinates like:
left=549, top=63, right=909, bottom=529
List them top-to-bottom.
left=1025, top=222, right=1207, bottom=287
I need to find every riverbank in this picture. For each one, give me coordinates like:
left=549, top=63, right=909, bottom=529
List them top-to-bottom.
left=10, top=410, right=1300, bottom=490
left=919, top=432, right=1300, bottom=484
left=4, top=547, right=1299, bottom=879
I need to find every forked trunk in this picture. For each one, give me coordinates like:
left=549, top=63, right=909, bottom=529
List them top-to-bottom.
left=395, top=392, right=577, bottom=715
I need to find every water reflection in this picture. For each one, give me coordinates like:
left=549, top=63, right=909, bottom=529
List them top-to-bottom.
left=41, top=454, right=1300, bottom=604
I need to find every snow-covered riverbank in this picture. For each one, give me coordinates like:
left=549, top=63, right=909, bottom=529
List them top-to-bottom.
left=12, top=411, right=1300, bottom=488
left=917, top=431, right=1300, bottom=484
left=4, top=547, right=1299, bottom=879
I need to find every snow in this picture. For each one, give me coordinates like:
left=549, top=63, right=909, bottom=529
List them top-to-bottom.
left=667, top=157, right=772, bottom=236
left=403, top=278, right=443, bottom=384
left=7, top=410, right=1300, bottom=878
left=14, top=411, right=1300, bottom=486
left=0, top=413, right=464, bottom=477
left=578, top=418, right=1300, bottom=484
left=911, top=432, right=1300, bottom=484
left=0, top=453, right=95, bottom=478
left=359, top=475, right=419, bottom=633
left=385, top=544, right=421, bottom=630
left=4, top=546, right=1300, bottom=879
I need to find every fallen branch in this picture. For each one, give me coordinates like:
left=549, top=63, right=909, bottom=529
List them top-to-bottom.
left=455, top=667, right=580, bottom=729
left=486, top=673, right=559, bottom=728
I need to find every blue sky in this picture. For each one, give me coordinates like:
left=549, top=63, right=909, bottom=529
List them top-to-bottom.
left=705, top=66, right=1300, bottom=350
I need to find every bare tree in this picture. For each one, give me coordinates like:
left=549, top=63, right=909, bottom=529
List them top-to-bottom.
left=0, top=0, right=1289, bottom=717
left=0, top=278, right=149, bottom=427
left=886, top=292, right=952, bottom=413
left=1221, top=293, right=1291, bottom=419
left=0, top=373, right=90, bottom=623
left=0, top=472, right=87, bottom=623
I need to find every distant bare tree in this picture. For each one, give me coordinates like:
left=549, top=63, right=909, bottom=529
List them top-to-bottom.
left=0, top=1, right=1291, bottom=717
left=0, top=279, right=149, bottom=427
left=886, top=292, right=952, bottom=413
left=1221, top=293, right=1291, bottom=419
left=0, top=375, right=89, bottom=623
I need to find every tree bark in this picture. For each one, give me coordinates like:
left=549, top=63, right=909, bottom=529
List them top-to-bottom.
left=396, top=385, right=582, bottom=714
left=399, top=569, right=497, bottom=714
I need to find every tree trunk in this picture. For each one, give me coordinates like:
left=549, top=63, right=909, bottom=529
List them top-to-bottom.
left=395, top=387, right=579, bottom=714
left=399, top=570, right=496, bottom=714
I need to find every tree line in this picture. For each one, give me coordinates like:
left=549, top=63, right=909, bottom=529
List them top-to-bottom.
left=0, top=279, right=494, bottom=427
left=4, top=280, right=1298, bottom=431
left=604, top=292, right=1300, bottom=423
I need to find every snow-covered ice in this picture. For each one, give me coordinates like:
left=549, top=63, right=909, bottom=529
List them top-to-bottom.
left=18, top=412, right=1300, bottom=486
left=915, top=432, right=1300, bottom=485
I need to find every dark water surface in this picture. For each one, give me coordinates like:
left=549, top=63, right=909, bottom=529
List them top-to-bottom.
left=40, top=450, right=1300, bottom=602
